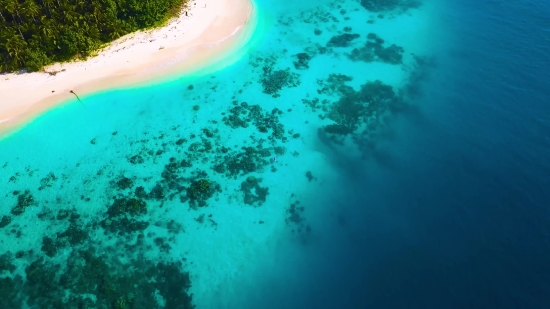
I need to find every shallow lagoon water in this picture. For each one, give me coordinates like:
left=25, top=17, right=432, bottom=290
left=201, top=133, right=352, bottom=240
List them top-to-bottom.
left=1, top=0, right=549, bottom=308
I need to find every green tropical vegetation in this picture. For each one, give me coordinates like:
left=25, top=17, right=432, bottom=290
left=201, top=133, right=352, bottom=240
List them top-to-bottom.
left=0, top=0, right=190, bottom=72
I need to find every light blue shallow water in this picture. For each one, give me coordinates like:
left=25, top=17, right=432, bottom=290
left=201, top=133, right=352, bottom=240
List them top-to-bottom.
left=1, top=0, right=550, bottom=308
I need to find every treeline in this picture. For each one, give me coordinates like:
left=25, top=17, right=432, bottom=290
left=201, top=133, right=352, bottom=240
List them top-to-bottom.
left=0, top=0, right=189, bottom=72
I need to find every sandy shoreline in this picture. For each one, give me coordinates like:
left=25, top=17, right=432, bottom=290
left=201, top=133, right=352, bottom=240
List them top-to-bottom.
left=0, top=0, right=254, bottom=137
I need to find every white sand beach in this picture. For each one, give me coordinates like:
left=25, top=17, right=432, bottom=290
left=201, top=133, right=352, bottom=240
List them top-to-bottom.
left=0, top=0, right=253, bottom=136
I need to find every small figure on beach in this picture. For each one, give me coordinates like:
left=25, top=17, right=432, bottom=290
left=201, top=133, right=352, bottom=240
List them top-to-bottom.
left=70, top=90, right=86, bottom=107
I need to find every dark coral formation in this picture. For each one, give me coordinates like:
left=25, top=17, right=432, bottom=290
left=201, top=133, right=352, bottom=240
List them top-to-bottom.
left=360, top=0, right=422, bottom=12
left=327, top=33, right=360, bottom=47
left=349, top=33, right=405, bottom=64
left=322, top=50, right=427, bottom=161
left=293, top=52, right=313, bottom=70
left=294, top=52, right=313, bottom=70
left=402, top=54, right=437, bottom=98
left=251, top=55, right=300, bottom=97
left=301, top=67, right=427, bottom=161
left=261, top=68, right=300, bottom=97
left=324, top=78, right=401, bottom=157
left=328, top=80, right=397, bottom=131
left=212, top=102, right=289, bottom=180
left=223, top=102, right=286, bottom=141
left=213, top=145, right=275, bottom=179
left=128, top=154, right=145, bottom=164
left=156, top=157, right=221, bottom=208
left=305, top=171, right=316, bottom=182
left=38, top=172, right=57, bottom=190
left=115, top=175, right=134, bottom=190
left=241, top=176, right=269, bottom=206
left=187, top=179, right=221, bottom=208
left=11, top=190, right=35, bottom=216
left=101, top=197, right=149, bottom=235
left=107, top=197, right=147, bottom=217
left=285, top=197, right=312, bottom=244
left=1, top=198, right=194, bottom=308
left=37, top=210, right=89, bottom=257
left=0, top=215, right=11, bottom=228
left=102, top=216, right=149, bottom=235
left=58, top=224, right=89, bottom=246
left=41, top=236, right=61, bottom=257
left=20, top=249, right=194, bottom=309
left=0, top=253, right=16, bottom=274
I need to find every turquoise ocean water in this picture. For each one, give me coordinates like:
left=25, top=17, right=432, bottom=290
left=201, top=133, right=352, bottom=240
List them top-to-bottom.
left=3, top=0, right=549, bottom=308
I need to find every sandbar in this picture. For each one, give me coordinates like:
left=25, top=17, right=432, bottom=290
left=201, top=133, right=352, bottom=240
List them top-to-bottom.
left=0, top=0, right=254, bottom=137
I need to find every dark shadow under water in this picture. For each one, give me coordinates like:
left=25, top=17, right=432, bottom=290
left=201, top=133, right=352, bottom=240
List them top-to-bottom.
left=237, top=0, right=550, bottom=307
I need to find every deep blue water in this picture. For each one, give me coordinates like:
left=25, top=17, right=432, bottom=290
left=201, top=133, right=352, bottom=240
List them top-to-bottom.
left=253, top=0, right=550, bottom=308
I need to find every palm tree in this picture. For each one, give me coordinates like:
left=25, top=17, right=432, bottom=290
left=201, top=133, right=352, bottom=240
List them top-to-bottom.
left=5, top=0, right=26, bottom=40
left=21, top=0, right=41, bottom=23
left=42, top=0, right=55, bottom=18
left=38, top=19, right=53, bottom=41
left=108, top=21, right=126, bottom=40
left=5, top=34, right=27, bottom=67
